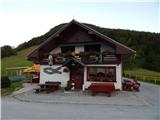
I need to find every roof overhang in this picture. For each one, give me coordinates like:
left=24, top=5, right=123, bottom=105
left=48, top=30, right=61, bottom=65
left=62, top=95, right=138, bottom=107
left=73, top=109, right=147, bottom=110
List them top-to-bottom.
left=27, top=19, right=136, bottom=62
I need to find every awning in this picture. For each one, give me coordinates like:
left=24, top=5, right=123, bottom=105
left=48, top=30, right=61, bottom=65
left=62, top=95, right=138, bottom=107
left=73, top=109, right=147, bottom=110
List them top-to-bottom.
left=23, top=64, right=40, bottom=73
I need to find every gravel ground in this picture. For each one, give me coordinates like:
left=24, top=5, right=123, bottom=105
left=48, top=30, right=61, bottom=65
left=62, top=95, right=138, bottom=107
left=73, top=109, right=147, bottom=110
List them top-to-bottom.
left=2, top=82, right=160, bottom=120
left=8, top=82, right=160, bottom=107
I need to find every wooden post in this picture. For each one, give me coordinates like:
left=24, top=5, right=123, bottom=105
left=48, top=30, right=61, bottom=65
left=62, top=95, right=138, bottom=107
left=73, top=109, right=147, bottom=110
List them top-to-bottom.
left=6, top=69, right=8, bottom=76
left=16, top=70, right=19, bottom=76
left=19, top=70, right=22, bottom=76
left=143, top=76, right=145, bottom=82
left=154, top=77, right=156, bottom=84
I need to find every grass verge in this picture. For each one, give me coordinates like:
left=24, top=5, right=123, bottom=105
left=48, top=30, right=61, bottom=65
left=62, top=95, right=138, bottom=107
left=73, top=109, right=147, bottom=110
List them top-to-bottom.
left=1, top=46, right=38, bottom=96
left=1, top=81, right=23, bottom=96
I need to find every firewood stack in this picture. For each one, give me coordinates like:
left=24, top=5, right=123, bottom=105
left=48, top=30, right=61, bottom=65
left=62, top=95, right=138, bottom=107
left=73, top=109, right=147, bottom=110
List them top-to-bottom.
left=122, top=79, right=141, bottom=92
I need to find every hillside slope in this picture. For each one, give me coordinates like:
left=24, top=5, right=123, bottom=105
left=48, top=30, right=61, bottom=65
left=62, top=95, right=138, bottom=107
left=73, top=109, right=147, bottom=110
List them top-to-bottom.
left=1, top=46, right=38, bottom=76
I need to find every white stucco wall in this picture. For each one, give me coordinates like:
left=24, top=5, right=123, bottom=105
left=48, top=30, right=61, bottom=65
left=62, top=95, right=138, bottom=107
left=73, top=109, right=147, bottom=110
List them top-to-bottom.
left=40, top=64, right=122, bottom=90
left=83, top=64, right=122, bottom=90
left=115, top=64, right=122, bottom=89
left=40, top=65, right=69, bottom=87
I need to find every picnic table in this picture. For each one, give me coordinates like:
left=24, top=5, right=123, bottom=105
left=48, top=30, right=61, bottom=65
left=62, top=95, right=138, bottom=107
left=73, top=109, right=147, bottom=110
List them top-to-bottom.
left=34, top=81, right=61, bottom=93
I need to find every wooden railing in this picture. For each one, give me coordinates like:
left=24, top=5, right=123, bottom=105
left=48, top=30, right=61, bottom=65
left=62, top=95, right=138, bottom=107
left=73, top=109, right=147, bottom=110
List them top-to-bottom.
left=42, top=53, right=120, bottom=65
left=124, top=73, right=160, bottom=85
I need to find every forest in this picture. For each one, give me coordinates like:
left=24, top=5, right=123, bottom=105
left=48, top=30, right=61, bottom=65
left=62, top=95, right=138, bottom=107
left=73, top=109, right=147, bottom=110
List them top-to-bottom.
left=1, top=23, right=160, bottom=71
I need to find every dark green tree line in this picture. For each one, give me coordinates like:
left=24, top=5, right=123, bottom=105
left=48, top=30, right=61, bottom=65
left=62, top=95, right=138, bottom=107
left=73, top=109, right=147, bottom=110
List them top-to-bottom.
left=1, top=45, right=17, bottom=58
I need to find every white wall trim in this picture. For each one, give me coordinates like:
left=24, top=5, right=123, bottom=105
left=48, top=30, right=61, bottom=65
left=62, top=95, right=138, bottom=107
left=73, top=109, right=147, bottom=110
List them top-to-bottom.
left=83, top=64, right=122, bottom=90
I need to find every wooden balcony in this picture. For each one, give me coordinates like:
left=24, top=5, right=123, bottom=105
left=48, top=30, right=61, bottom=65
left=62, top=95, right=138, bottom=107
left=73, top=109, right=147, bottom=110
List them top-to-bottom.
left=40, top=52, right=121, bottom=65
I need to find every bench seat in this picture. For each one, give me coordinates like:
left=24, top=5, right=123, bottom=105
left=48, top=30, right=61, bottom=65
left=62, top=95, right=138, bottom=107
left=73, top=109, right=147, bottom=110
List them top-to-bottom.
left=34, top=81, right=61, bottom=93
left=88, top=83, right=115, bottom=97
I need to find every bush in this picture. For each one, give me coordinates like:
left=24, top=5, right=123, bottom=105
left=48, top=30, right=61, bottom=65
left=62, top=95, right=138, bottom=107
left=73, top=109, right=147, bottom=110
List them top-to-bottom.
left=1, top=45, right=17, bottom=58
left=1, top=76, right=11, bottom=88
left=156, top=81, right=160, bottom=85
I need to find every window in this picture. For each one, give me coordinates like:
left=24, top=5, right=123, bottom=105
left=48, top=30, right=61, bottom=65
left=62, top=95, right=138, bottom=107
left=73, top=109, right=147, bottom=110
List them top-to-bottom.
left=84, top=44, right=100, bottom=52
left=61, top=46, right=75, bottom=53
left=87, top=67, right=116, bottom=82
left=88, top=67, right=95, bottom=81
left=106, top=67, right=116, bottom=82
left=96, top=68, right=105, bottom=82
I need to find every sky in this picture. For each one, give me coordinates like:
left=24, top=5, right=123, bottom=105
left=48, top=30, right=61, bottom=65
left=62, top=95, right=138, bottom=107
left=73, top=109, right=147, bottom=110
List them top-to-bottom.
left=0, top=0, right=159, bottom=47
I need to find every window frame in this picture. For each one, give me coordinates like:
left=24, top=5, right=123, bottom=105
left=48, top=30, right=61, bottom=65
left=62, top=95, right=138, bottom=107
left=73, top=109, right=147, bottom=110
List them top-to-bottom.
left=87, top=66, right=116, bottom=82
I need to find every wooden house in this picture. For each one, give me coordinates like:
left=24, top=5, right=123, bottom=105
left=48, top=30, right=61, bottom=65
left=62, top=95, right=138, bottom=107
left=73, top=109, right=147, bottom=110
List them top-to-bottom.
left=27, top=20, right=135, bottom=91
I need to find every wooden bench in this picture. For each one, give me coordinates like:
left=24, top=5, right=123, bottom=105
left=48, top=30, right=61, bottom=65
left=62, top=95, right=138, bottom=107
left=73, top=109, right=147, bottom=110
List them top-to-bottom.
left=45, top=81, right=61, bottom=85
left=45, top=81, right=61, bottom=90
left=88, top=83, right=115, bottom=97
left=34, top=88, right=53, bottom=93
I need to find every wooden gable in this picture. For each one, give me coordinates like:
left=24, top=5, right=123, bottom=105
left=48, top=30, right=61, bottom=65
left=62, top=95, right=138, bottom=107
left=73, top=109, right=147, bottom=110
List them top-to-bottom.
left=27, top=19, right=135, bottom=62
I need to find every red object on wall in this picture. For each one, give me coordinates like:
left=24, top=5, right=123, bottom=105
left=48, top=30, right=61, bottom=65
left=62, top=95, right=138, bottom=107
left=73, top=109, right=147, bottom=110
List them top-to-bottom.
left=63, top=67, right=70, bottom=72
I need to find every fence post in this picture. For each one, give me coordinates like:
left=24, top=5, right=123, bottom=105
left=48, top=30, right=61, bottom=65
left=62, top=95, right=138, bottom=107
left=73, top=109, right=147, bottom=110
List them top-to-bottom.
left=6, top=70, right=8, bottom=76
left=143, top=76, right=145, bottom=82
left=154, top=77, right=156, bottom=84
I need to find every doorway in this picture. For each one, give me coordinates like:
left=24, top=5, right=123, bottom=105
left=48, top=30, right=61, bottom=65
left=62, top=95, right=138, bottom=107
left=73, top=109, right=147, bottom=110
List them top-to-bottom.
left=70, top=67, right=84, bottom=90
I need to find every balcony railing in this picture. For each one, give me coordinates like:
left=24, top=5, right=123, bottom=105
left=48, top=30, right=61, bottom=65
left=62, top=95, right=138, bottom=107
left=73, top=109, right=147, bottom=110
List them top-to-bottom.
left=41, top=52, right=120, bottom=65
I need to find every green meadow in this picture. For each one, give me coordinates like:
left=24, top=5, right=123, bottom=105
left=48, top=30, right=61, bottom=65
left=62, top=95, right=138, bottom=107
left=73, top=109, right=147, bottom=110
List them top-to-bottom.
left=1, top=46, right=38, bottom=76
left=124, top=68, right=160, bottom=84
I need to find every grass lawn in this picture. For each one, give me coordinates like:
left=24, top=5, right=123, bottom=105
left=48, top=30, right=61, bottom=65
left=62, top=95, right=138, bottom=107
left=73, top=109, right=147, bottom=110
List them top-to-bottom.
left=1, top=45, right=38, bottom=76
left=1, top=46, right=38, bottom=96
left=124, top=68, right=160, bottom=77
left=1, top=81, right=23, bottom=96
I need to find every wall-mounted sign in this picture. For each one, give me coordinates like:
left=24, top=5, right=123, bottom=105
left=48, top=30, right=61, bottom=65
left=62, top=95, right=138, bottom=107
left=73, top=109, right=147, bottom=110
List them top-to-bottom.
left=43, top=67, right=62, bottom=74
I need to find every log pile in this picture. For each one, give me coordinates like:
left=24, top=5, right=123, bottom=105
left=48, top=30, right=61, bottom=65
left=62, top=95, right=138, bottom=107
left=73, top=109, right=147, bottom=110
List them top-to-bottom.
left=122, top=79, right=140, bottom=92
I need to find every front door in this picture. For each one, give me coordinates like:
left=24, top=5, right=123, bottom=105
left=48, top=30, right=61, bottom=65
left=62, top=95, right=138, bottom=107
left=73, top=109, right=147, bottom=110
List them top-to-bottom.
left=70, top=67, right=84, bottom=90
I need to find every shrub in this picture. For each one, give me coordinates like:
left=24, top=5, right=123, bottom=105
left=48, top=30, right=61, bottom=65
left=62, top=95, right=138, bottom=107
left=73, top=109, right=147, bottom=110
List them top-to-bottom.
left=1, top=45, right=17, bottom=58
left=1, top=76, right=11, bottom=88
left=156, top=81, right=160, bottom=85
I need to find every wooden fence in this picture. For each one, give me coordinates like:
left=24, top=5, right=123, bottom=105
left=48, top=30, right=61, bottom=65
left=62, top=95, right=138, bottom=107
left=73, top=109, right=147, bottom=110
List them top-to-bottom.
left=6, top=67, right=29, bottom=76
left=124, top=73, right=160, bottom=85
